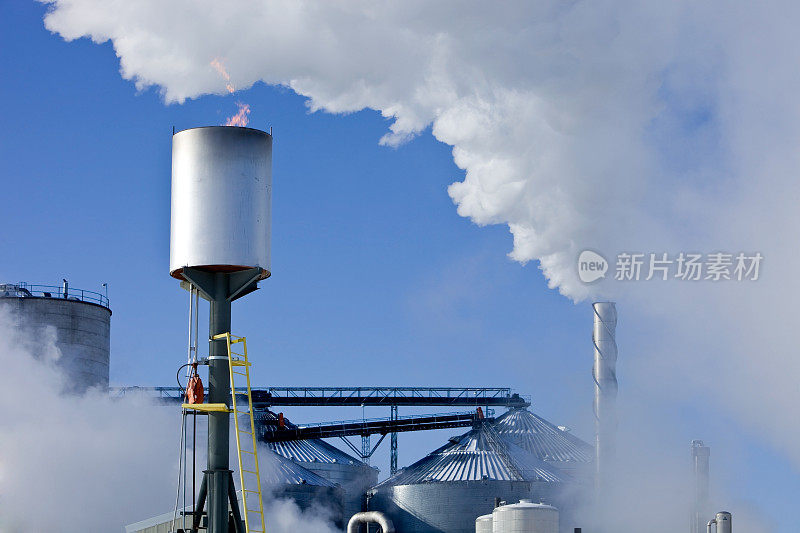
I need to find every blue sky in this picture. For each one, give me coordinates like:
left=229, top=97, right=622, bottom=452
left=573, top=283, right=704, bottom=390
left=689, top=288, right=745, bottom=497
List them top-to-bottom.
left=0, top=1, right=588, bottom=471
left=2, top=2, right=799, bottom=529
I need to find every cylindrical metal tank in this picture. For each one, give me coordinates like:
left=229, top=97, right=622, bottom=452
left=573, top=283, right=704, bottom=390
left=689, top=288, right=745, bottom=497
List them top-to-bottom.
left=170, top=126, right=272, bottom=280
left=0, top=283, right=111, bottom=393
left=254, top=410, right=379, bottom=524
left=369, top=421, right=567, bottom=533
left=261, top=449, right=345, bottom=526
left=492, top=500, right=558, bottom=533
left=715, top=511, right=732, bottom=533
left=476, top=514, right=493, bottom=533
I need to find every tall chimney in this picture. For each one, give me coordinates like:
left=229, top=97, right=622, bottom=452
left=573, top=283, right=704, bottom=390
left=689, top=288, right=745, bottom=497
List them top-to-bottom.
left=593, top=302, right=617, bottom=493
left=691, top=440, right=711, bottom=533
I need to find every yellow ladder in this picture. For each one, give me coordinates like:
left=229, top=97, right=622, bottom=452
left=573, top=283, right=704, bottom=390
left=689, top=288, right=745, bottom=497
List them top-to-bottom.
left=213, top=332, right=266, bottom=533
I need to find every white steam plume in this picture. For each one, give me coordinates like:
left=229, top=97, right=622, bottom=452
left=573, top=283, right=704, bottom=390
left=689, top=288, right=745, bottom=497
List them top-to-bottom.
left=36, top=0, right=800, bottom=529
left=0, top=306, right=178, bottom=532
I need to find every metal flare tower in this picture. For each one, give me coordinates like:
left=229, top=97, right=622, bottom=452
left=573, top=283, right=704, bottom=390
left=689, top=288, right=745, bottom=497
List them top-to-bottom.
left=170, top=126, right=272, bottom=533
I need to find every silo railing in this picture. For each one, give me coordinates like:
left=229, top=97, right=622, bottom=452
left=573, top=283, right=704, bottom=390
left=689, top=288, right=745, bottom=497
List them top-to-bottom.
left=7, top=282, right=109, bottom=307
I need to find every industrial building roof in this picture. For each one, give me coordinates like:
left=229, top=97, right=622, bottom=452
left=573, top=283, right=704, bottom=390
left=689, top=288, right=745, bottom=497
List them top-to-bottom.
left=493, top=408, right=593, bottom=464
left=376, top=420, right=566, bottom=486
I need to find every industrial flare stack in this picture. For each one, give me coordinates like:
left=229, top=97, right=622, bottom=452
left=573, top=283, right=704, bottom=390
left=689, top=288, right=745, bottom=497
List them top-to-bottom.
left=170, top=125, right=272, bottom=533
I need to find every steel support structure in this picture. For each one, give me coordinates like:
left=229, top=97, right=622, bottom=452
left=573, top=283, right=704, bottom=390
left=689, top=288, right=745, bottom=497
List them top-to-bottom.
left=181, top=267, right=261, bottom=533
left=111, top=386, right=530, bottom=408
left=261, top=411, right=482, bottom=442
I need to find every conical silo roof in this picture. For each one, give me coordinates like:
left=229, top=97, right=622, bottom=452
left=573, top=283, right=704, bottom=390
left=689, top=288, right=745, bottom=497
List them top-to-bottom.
left=492, top=408, right=593, bottom=465
left=254, top=409, right=368, bottom=466
left=376, top=421, right=565, bottom=487
left=259, top=448, right=339, bottom=486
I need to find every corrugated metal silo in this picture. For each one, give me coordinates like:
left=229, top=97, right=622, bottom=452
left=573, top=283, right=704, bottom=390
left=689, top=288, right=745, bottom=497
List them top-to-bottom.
left=0, top=282, right=111, bottom=393
left=492, top=409, right=593, bottom=478
left=255, top=410, right=379, bottom=523
left=369, top=420, right=567, bottom=533
left=260, top=448, right=344, bottom=525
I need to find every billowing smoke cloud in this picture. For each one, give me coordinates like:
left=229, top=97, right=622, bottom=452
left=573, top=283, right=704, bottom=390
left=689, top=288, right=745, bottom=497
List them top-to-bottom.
left=36, top=0, right=800, bottom=529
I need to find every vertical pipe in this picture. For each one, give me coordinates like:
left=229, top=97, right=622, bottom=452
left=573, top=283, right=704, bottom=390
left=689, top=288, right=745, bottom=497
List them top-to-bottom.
left=208, top=273, right=231, bottom=533
left=593, top=302, right=617, bottom=494
left=390, top=405, right=398, bottom=475
left=691, top=440, right=711, bottom=533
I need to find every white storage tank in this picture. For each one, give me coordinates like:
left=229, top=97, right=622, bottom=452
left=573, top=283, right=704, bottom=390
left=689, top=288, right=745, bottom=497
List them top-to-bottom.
left=170, top=126, right=272, bottom=280
left=492, top=500, right=558, bottom=533
left=715, top=511, right=732, bottom=533
left=476, top=514, right=493, bottom=533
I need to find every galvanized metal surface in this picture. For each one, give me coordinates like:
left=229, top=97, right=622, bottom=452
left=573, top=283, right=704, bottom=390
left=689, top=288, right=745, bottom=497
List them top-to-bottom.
left=170, top=126, right=272, bottom=279
left=0, top=295, right=111, bottom=392
left=592, top=302, right=617, bottom=491
left=255, top=409, right=378, bottom=524
left=493, top=409, right=593, bottom=467
left=370, top=410, right=589, bottom=533
left=378, top=422, right=565, bottom=485
left=691, top=440, right=711, bottom=533
left=260, top=448, right=338, bottom=486
left=371, top=480, right=559, bottom=533
left=492, top=500, right=558, bottom=533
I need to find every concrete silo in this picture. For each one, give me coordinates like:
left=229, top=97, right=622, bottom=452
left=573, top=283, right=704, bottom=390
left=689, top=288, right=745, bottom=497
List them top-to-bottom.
left=0, top=282, right=111, bottom=393
left=369, top=419, right=567, bottom=533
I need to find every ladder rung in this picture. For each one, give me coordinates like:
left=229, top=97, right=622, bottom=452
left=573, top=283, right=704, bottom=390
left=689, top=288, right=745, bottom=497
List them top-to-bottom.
left=242, top=469, right=258, bottom=474
left=243, top=489, right=261, bottom=493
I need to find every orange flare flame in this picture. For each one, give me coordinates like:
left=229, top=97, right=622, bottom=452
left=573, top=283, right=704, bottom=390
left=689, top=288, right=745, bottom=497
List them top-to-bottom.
left=225, top=102, right=251, bottom=127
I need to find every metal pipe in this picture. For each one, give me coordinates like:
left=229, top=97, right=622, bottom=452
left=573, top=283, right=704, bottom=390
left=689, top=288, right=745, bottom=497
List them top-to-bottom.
left=593, top=302, right=617, bottom=493
left=691, top=440, right=711, bottom=533
left=347, top=511, right=395, bottom=533
left=707, top=519, right=716, bottom=533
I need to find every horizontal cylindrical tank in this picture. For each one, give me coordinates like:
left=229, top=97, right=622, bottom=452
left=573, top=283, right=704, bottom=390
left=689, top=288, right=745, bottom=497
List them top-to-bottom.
left=170, top=126, right=272, bottom=280
left=0, top=284, right=111, bottom=393
left=492, top=500, right=558, bottom=533
left=476, top=514, right=493, bottom=533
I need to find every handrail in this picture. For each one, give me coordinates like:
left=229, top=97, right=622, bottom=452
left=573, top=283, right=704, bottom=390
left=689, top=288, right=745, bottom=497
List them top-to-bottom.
left=0, top=282, right=109, bottom=308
